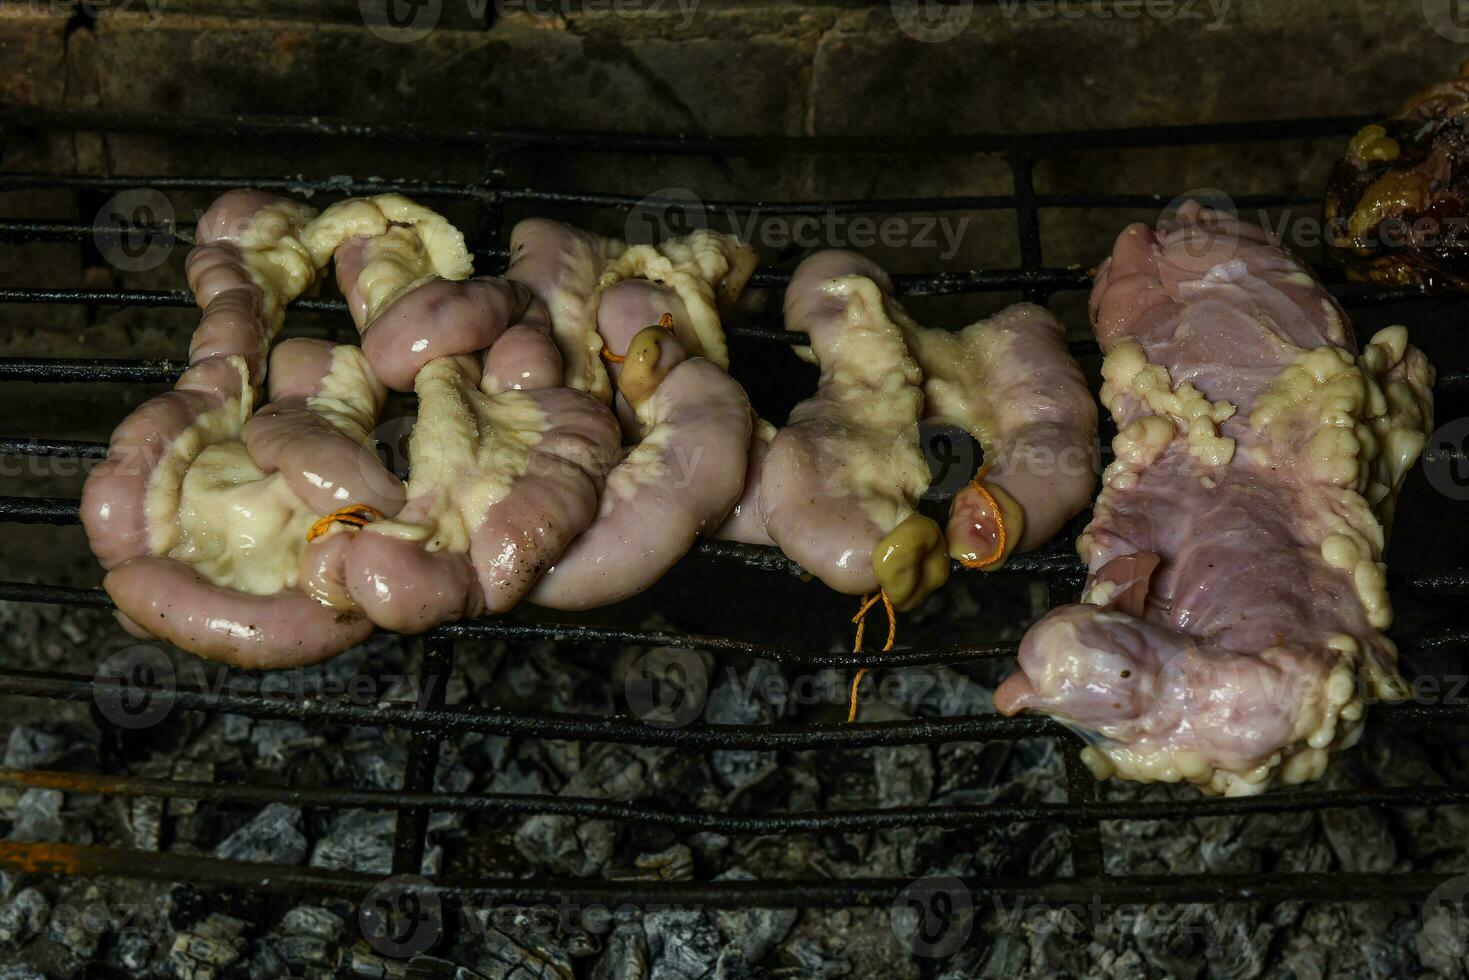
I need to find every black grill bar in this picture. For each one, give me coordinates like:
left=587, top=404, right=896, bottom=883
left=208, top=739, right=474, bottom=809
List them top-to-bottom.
left=0, top=105, right=1375, bottom=155
left=2, top=496, right=1462, bottom=594
left=0, top=664, right=1064, bottom=748
left=3, top=768, right=1467, bottom=835
left=0, top=839, right=1459, bottom=907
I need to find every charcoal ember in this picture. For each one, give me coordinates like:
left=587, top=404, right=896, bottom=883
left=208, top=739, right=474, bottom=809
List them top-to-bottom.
left=1324, top=63, right=1469, bottom=291
left=505, top=646, right=613, bottom=716
left=704, top=662, right=781, bottom=792
left=885, top=667, right=993, bottom=718
left=222, top=714, right=253, bottom=744
left=250, top=721, right=326, bottom=768
left=3, top=724, right=89, bottom=770
left=347, top=729, right=406, bottom=789
left=869, top=732, right=934, bottom=808
left=434, top=742, right=474, bottom=794
left=515, top=745, right=669, bottom=876
left=490, top=759, right=550, bottom=796
left=164, top=760, right=214, bottom=818
left=7, top=788, right=64, bottom=842
left=128, top=795, right=164, bottom=850
left=214, top=803, right=307, bottom=865
left=1320, top=805, right=1398, bottom=873
left=310, top=809, right=394, bottom=875
left=687, top=832, right=730, bottom=862
left=619, top=844, right=693, bottom=882
left=710, top=869, right=797, bottom=965
left=0, top=888, right=49, bottom=947
left=48, top=896, right=108, bottom=962
left=1415, top=902, right=1466, bottom=976
left=1129, top=904, right=1206, bottom=979
left=1203, top=907, right=1273, bottom=980
left=643, top=909, right=721, bottom=980
left=168, top=913, right=248, bottom=980
left=591, top=923, right=648, bottom=980
left=113, top=928, right=155, bottom=972
left=474, top=928, right=574, bottom=980
left=965, top=933, right=1027, bottom=979
left=782, top=936, right=851, bottom=977
left=710, top=945, right=754, bottom=980
left=1090, top=945, right=1151, bottom=980
left=0, top=966, right=47, bottom=980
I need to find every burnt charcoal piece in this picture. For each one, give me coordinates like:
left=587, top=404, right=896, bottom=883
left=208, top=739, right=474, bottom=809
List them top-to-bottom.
left=1326, top=62, right=1469, bottom=290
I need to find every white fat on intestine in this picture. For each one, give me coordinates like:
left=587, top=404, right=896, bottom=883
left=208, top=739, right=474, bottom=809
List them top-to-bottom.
left=301, top=194, right=473, bottom=289
left=230, top=198, right=320, bottom=338
left=596, top=229, right=754, bottom=371
left=810, top=275, right=929, bottom=533
left=1249, top=325, right=1434, bottom=631
left=1100, top=340, right=1237, bottom=468
left=146, top=346, right=386, bottom=596
left=364, top=357, right=548, bottom=554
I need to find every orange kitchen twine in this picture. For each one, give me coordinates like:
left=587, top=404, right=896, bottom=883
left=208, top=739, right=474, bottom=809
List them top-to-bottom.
left=600, top=311, right=676, bottom=364
left=957, top=464, right=1007, bottom=569
left=306, top=504, right=384, bottom=542
left=847, top=589, right=896, bottom=723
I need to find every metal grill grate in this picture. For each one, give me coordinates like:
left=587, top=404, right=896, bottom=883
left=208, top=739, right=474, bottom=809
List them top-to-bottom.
left=0, top=107, right=1467, bottom=917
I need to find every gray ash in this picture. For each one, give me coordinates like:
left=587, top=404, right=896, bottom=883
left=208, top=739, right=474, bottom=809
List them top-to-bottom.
left=0, top=579, right=1466, bottom=978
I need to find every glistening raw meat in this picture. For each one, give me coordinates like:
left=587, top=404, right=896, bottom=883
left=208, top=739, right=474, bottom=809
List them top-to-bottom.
left=81, top=191, right=395, bottom=665
left=995, top=202, right=1434, bottom=795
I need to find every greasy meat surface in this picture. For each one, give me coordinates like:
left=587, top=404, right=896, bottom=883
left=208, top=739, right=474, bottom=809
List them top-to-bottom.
left=1326, top=62, right=1469, bottom=290
left=82, top=192, right=392, bottom=666
left=300, top=198, right=621, bottom=630
left=996, top=202, right=1434, bottom=795
left=759, top=251, right=948, bottom=610
left=528, top=288, right=752, bottom=610
left=901, top=303, right=1097, bottom=569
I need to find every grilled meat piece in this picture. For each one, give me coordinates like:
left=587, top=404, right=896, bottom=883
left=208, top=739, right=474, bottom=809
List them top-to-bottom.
left=1326, top=62, right=1469, bottom=290
left=997, top=202, right=1434, bottom=796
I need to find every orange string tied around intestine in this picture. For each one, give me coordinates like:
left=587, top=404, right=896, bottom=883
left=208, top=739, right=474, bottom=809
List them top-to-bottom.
left=956, top=463, right=1007, bottom=570
left=306, top=504, right=385, bottom=542
left=847, top=589, right=896, bottom=723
